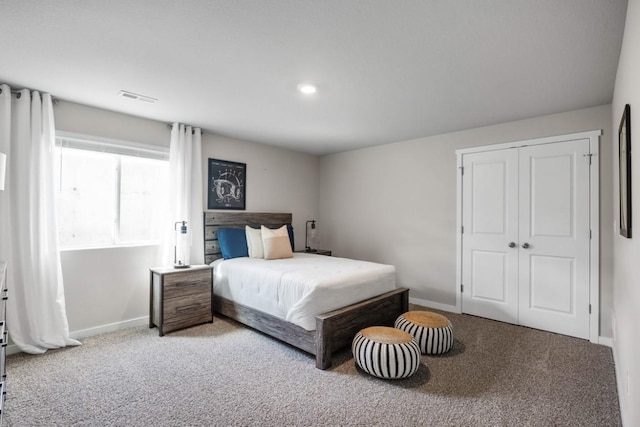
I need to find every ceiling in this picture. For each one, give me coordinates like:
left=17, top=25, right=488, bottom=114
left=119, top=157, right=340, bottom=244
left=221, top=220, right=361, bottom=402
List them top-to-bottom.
left=0, top=1, right=628, bottom=155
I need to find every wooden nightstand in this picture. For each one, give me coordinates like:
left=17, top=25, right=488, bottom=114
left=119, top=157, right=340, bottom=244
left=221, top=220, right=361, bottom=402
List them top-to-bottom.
left=296, top=249, right=332, bottom=256
left=149, top=265, right=213, bottom=336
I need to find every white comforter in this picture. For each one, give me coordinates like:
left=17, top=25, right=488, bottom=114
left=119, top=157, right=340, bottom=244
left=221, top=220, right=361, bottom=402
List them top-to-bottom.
left=212, top=253, right=397, bottom=331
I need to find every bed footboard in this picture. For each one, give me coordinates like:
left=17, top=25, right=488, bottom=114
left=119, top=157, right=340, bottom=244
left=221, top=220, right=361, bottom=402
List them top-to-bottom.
left=213, top=287, right=409, bottom=370
left=314, top=287, right=409, bottom=369
left=213, top=295, right=316, bottom=354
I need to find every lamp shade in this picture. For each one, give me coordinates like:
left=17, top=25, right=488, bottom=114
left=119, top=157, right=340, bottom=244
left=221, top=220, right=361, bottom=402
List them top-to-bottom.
left=0, top=152, right=6, bottom=191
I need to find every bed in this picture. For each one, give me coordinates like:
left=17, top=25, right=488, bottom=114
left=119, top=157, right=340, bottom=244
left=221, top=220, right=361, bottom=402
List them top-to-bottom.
left=204, top=212, right=409, bottom=369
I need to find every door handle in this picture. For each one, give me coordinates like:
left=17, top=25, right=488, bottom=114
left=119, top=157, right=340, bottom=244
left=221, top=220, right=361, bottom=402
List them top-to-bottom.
left=508, top=242, right=516, bottom=248
left=522, top=242, right=530, bottom=249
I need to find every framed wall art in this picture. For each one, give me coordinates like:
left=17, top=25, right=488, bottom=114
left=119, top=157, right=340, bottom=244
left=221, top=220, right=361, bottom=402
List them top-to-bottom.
left=619, top=104, right=632, bottom=238
left=207, top=158, right=246, bottom=210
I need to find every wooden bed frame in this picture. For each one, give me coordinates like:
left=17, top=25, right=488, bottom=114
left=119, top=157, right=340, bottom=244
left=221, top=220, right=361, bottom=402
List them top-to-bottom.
left=204, top=211, right=409, bottom=369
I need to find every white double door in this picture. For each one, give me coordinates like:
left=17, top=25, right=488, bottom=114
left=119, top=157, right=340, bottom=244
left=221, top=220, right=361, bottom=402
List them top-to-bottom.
left=461, top=139, right=591, bottom=339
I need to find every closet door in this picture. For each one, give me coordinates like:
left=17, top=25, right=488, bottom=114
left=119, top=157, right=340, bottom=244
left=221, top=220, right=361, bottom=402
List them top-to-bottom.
left=517, top=139, right=591, bottom=339
left=461, top=149, right=519, bottom=324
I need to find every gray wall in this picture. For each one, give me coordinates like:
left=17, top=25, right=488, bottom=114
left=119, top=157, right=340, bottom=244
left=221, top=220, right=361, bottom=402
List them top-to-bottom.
left=611, top=0, right=640, bottom=425
left=54, top=101, right=319, bottom=335
left=319, top=104, right=613, bottom=337
left=201, top=134, right=319, bottom=248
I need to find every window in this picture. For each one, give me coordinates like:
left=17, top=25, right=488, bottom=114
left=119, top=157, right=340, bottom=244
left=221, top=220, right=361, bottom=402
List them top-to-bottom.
left=55, top=132, right=169, bottom=249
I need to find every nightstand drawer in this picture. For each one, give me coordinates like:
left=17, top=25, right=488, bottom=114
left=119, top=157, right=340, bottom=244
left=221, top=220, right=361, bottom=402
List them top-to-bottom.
left=163, top=270, right=211, bottom=299
left=0, top=288, right=6, bottom=324
left=163, top=295, right=212, bottom=323
left=163, top=311, right=213, bottom=334
left=0, top=326, right=5, bottom=382
left=0, top=380, right=5, bottom=423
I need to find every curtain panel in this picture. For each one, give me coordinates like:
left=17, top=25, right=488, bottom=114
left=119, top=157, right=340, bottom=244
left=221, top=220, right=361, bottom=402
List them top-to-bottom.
left=0, top=84, right=79, bottom=353
left=160, top=123, right=204, bottom=267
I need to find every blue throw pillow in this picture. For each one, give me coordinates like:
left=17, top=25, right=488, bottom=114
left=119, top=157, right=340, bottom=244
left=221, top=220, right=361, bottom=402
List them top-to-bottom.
left=287, top=224, right=295, bottom=250
left=218, top=228, right=249, bottom=259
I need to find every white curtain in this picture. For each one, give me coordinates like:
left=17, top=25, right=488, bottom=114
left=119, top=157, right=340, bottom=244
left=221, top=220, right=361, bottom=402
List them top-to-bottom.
left=0, top=84, right=80, bottom=353
left=160, top=123, right=204, bottom=266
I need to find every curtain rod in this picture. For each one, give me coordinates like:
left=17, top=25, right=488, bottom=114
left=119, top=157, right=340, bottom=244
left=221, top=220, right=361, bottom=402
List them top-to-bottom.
left=0, top=86, right=60, bottom=104
left=167, top=123, right=202, bottom=135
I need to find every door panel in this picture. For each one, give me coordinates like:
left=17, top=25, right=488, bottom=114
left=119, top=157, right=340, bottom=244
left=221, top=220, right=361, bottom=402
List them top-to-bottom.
left=518, top=140, right=590, bottom=339
left=462, top=149, right=519, bottom=324
left=530, top=154, right=573, bottom=237
left=472, top=162, right=507, bottom=234
left=470, top=250, right=507, bottom=302
left=529, top=255, right=574, bottom=313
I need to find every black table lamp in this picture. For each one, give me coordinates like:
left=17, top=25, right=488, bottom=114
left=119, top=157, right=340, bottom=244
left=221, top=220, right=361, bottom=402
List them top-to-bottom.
left=174, top=220, right=191, bottom=269
left=305, top=220, right=317, bottom=252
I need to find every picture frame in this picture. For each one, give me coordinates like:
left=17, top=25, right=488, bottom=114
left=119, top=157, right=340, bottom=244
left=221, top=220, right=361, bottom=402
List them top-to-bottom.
left=619, top=104, right=632, bottom=238
left=207, top=158, right=246, bottom=210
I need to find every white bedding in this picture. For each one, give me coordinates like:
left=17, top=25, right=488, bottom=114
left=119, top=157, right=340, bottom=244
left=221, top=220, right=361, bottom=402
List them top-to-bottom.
left=211, top=253, right=397, bottom=331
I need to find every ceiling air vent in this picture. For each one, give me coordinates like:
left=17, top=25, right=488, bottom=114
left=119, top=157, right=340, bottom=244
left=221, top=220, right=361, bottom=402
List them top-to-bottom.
left=117, top=90, right=157, bottom=103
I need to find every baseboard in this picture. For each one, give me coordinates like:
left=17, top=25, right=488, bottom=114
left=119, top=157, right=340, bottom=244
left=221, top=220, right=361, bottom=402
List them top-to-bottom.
left=409, top=297, right=460, bottom=313
left=409, top=298, right=613, bottom=349
left=6, top=316, right=150, bottom=356
left=69, top=316, right=149, bottom=340
left=598, top=336, right=613, bottom=347
left=611, top=340, right=628, bottom=427
left=6, top=344, right=20, bottom=356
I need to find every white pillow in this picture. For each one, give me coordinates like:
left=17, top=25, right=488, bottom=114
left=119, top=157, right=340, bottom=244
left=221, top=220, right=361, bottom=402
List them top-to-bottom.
left=261, top=225, right=293, bottom=260
left=245, top=226, right=264, bottom=259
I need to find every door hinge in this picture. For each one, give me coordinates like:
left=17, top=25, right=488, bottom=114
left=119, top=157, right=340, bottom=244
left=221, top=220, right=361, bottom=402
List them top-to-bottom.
left=583, top=153, right=594, bottom=165
left=460, top=166, right=464, bottom=175
left=461, top=225, right=464, bottom=234
left=589, top=229, right=592, bottom=239
left=461, top=284, right=464, bottom=293
left=589, top=304, right=592, bottom=314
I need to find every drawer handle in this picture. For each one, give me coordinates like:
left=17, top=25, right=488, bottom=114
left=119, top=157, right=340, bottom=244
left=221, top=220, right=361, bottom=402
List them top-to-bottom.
left=175, top=281, right=203, bottom=288
left=176, top=303, right=201, bottom=313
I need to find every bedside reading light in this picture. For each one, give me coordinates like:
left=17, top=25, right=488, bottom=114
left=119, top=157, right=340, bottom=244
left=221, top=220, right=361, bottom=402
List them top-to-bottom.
left=0, top=152, right=6, bottom=191
left=174, top=220, right=191, bottom=269
left=305, top=220, right=317, bottom=252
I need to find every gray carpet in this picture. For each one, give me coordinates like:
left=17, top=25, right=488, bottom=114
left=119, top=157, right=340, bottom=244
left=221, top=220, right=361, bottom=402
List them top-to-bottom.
left=4, top=308, right=621, bottom=426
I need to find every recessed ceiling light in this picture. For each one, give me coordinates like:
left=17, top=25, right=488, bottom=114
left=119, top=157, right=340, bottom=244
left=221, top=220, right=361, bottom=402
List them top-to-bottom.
left=297, top=84, right=317, bottom=94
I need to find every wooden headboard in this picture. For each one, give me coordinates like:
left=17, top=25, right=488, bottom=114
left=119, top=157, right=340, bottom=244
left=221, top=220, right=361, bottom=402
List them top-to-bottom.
left=203, top=212, right=293, bottom=264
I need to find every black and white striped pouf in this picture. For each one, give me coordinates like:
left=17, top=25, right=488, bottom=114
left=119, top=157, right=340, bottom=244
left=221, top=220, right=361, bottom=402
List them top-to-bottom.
left=395, top=311, right=453, bottom=355
left=352, top=326, right=421, bottom=379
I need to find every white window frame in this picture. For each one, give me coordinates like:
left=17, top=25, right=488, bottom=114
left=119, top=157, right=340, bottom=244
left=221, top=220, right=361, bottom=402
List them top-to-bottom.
left=55, top=131, right=169, bottom=250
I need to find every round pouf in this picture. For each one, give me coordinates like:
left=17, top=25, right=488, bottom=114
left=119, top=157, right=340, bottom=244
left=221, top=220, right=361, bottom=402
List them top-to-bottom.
left=395, top=311, right=453, bottom=355
left=352, top=326, right=421, bottom=379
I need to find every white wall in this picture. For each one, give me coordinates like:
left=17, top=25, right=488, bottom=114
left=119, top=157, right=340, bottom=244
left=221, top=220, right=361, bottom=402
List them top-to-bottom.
left=611, top=0, right=640, bottom=425
left=54, top=101, right=319, bottom=334
left=54, top=101, right=170, bottom=336
left=54, top=101, right=171, bottom=146
left=319, top=104, right=613, bottom=337
left=60, top=246, right=158, bottom=336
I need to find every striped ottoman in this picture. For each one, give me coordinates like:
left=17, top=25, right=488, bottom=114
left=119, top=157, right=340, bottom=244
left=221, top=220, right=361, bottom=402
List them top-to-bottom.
left=395, top=311, right=453, bottom=355
left=352, top=326, right=421, bottom=379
